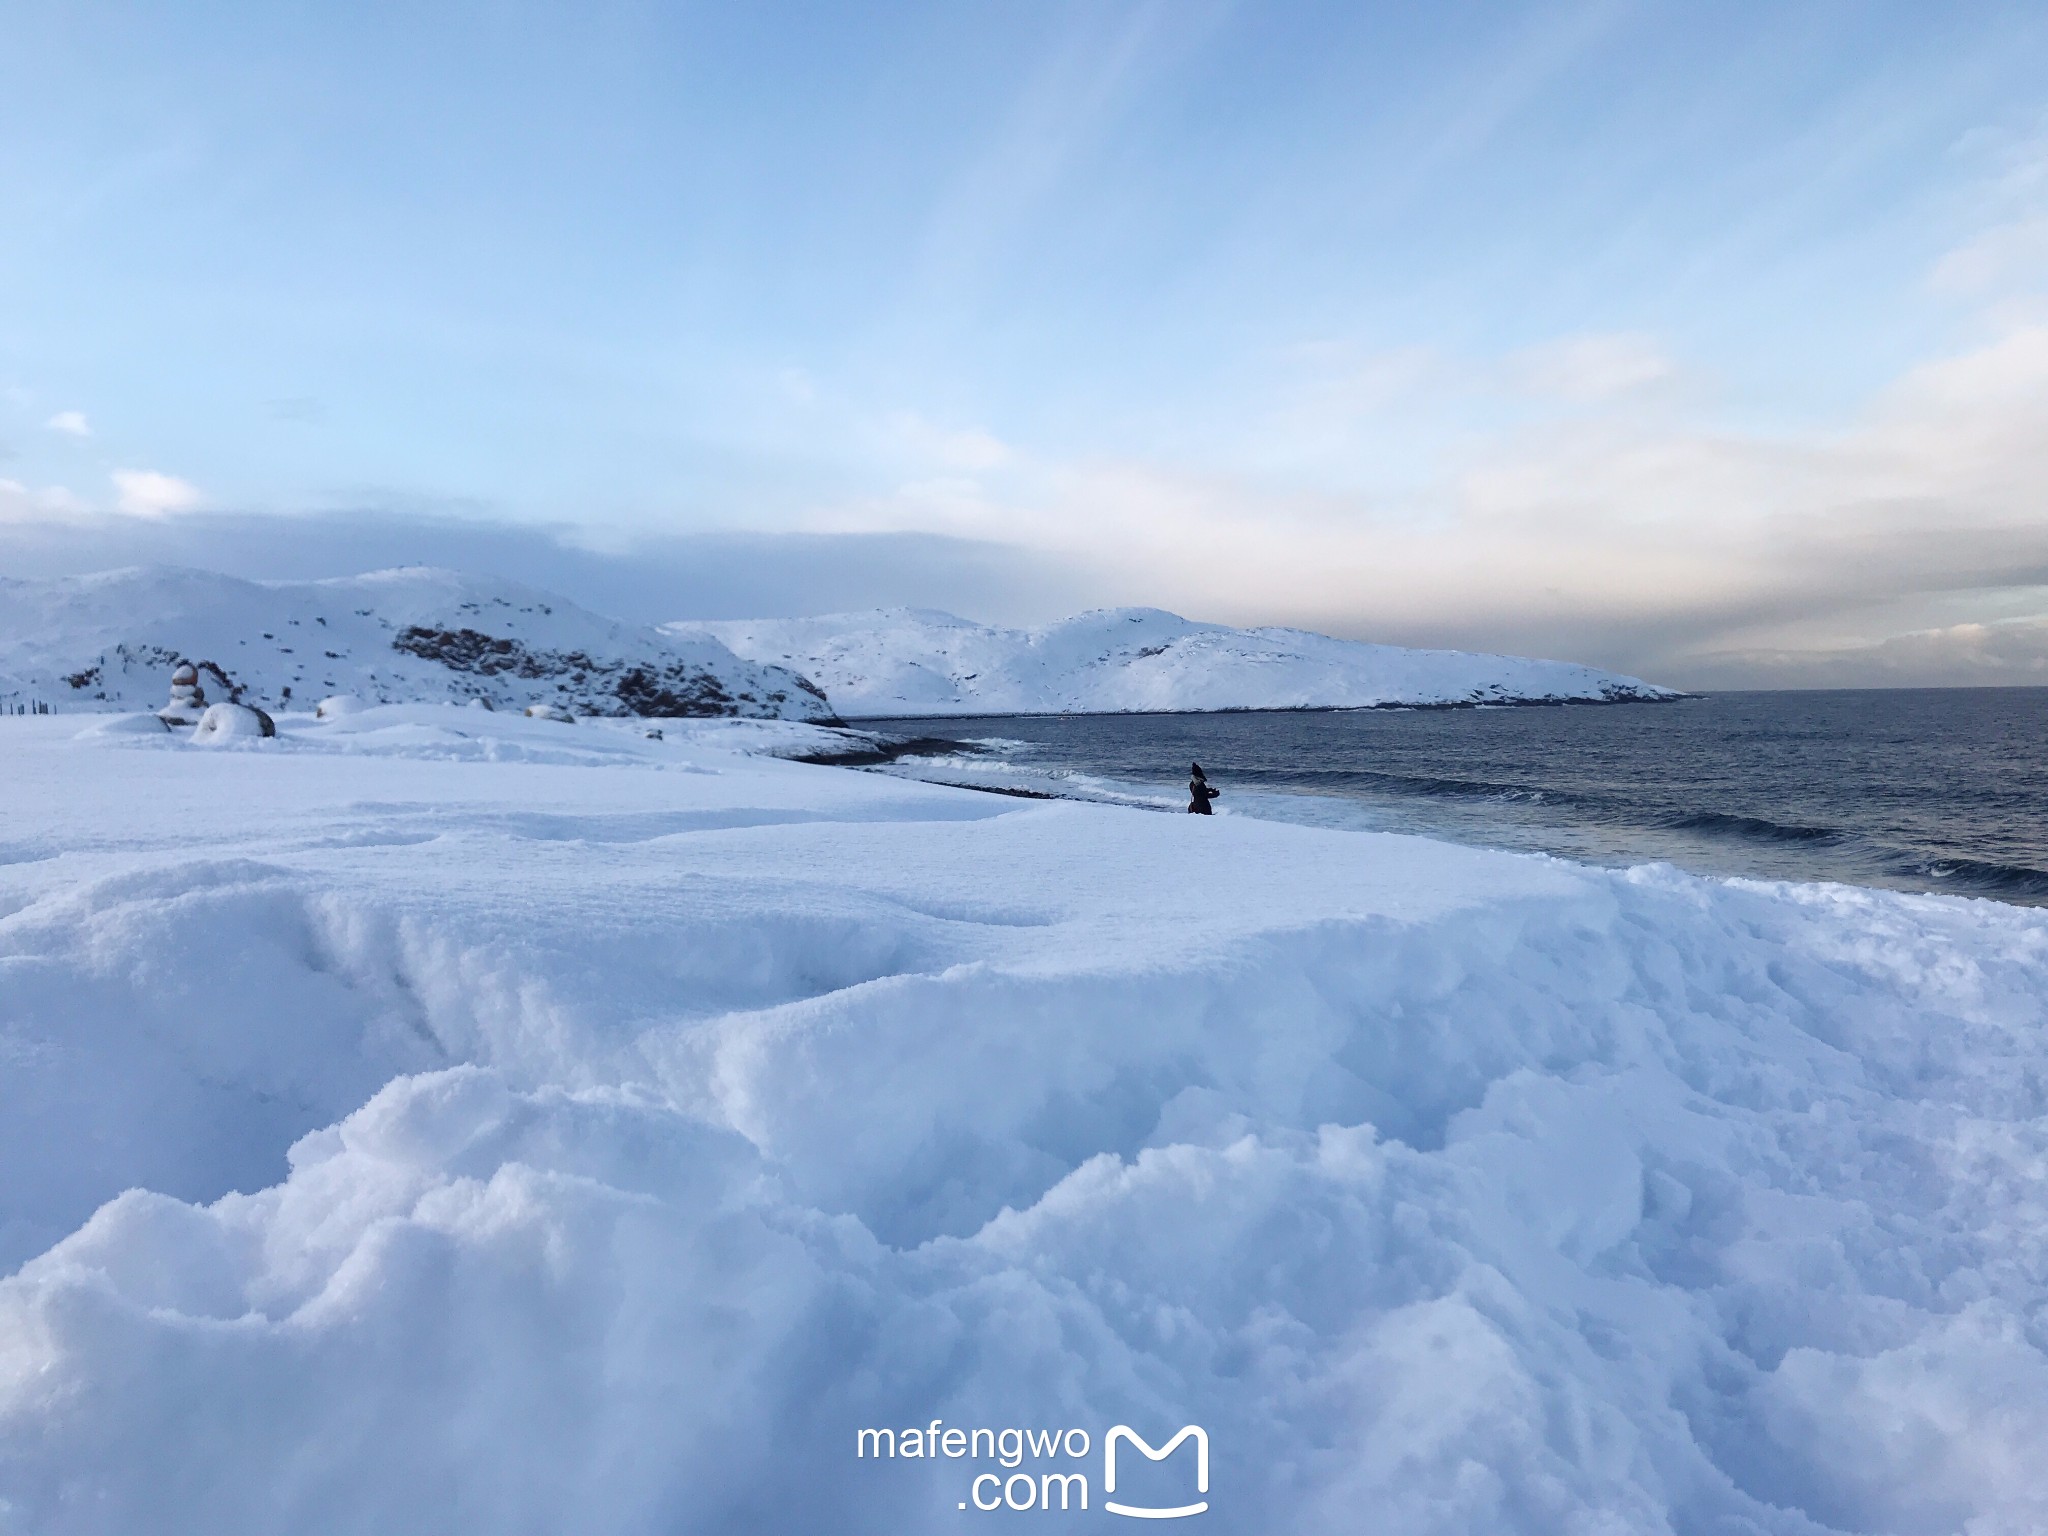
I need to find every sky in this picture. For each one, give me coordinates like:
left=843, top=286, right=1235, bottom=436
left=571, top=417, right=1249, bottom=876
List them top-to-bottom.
left=3, top=0, right=2048, bottom=687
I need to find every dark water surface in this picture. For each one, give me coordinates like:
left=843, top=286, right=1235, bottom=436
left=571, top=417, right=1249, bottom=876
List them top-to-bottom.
left=866, top=690, right=2048, bottom=905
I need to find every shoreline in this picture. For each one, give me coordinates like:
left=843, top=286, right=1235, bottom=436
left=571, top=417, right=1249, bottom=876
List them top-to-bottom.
left=838, top=692, right=1686, bottom=724
left=796, top=709, right=2048, bottom=911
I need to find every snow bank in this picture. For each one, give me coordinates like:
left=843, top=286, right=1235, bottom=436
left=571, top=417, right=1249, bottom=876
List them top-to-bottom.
left=0, top=565, right=835, bottom=721
left=672, top=606, right=1677, bottom=715
left=189, top=701, right=276, bottom=743
left=1, top=712, right=2044, bottom=1534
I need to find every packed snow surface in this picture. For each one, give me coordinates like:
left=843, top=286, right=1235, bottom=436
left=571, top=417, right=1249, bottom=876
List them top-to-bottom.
left=0, top=566, right=834, bottom=720
left=673, top=606, right=1677, bottom=715
left=2, top=708, right=2044, bottom=1534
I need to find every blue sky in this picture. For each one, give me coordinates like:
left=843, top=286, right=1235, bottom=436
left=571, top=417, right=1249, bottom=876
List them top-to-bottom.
left=4, top=1, right=2048, bottom=683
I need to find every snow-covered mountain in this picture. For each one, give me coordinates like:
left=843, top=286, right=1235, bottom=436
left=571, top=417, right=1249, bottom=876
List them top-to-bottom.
left=0, top=567, right=835, bottom=721
left=669, top=606, right=1677, bottom=717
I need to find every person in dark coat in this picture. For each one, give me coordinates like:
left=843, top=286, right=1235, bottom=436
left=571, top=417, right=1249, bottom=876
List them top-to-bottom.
left=1188, top=762, right=1220, bottom=814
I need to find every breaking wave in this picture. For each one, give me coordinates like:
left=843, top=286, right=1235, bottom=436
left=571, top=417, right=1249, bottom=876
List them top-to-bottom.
left=1665, top=811, right=1845, bottom=846
left=1906, top=856, right=2048, bottom=900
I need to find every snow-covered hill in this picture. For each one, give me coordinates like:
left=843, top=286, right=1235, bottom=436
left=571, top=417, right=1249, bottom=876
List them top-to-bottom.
left=0, top=566, right=835, bottom=721
left=671, top=606, right=1676, bottom=717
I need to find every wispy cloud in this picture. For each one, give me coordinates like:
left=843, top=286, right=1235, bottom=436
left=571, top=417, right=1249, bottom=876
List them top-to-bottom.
left=1373, top=0, right=1636, bottom=207
left=905, top=1, right=1222, bottom=326
left=1931, top=118, right=2048, bottom=314
left=1508, top=333, right=1677, bottom=402
left=264, top=397, right=324, bottom=424
left=43, top=410, right=90, bottom=437
left=886, top=411, right=1014, bottom=473
left=111, top=469, right=204, bottom=517
left=0, top=478, right=90, bottom=521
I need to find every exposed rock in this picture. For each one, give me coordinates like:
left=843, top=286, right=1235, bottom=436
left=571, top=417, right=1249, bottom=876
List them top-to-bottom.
left=394, top=626, right=761, bottom=719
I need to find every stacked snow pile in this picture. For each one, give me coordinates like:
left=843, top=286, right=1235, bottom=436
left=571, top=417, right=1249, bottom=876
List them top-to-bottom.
left=0, top=566, right=835, bottom=721
left=671, top=606, right=1677, bottom=716
left=157, top=661, right=209, bottom=725
left=0, top=713, right=2045, bottom=1533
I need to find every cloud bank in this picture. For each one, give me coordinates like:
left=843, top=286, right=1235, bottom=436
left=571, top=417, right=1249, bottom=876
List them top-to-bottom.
left=798, top=318, right=2048, bottom=688
left=0, top=509, right=1102, bottom=631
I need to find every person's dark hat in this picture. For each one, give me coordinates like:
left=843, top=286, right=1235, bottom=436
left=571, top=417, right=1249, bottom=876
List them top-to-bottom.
left=1190, top=762, right=1206, bottom=778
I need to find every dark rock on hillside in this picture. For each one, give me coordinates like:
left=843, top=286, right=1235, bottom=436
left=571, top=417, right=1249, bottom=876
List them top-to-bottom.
left=391, top=625, right=830, bottom=719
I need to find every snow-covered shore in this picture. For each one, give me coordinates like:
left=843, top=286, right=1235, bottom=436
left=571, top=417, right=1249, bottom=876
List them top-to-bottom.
left=675, top=606, right=1678, bottom=715
left=2, top=708, right=2043, bottom=1534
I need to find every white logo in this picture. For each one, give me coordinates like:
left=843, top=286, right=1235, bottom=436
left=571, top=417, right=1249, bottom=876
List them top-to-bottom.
left=1103, top=1425, right=1208, bottom=1519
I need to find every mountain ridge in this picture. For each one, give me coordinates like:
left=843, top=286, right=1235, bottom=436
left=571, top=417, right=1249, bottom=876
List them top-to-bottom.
left=0, top=565, right=834, bottom=721
left=668, top=605, right=1678, bottom=717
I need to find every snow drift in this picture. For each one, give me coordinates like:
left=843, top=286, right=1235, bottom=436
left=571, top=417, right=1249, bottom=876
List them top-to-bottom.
left=0, top=566, right=835, bottom=721
left=672, top=606, right=1677, bottom=716
left=1, top=708, right=2043, bottom=1533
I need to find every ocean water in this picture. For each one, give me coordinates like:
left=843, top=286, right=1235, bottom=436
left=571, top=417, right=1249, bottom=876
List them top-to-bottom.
left=864, top=689, right=2048, bottom=906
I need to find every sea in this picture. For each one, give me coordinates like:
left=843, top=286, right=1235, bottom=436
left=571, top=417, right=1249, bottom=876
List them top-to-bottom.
left=857, top=688, right=2048, bottom=907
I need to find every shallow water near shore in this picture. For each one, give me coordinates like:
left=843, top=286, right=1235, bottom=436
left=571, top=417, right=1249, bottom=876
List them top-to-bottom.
left=862, top=687, right=2048, bottom=905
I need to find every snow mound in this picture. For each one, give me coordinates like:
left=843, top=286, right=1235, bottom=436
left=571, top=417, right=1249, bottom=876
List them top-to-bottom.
left=0, top=565, right=836, bottom=721
left=671, top=606, right=1677, bottom=715
left=275, top=701, right=869, bottom=767
left=189, top=702, right=276, bottom=744
left=73, top=712, right=169, bottom=738
left=0, top=717, right=2043, bottom=1533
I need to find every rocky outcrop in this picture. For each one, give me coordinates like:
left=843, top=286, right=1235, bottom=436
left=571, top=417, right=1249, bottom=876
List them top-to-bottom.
left=389, top=626, right=804, bottom=719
